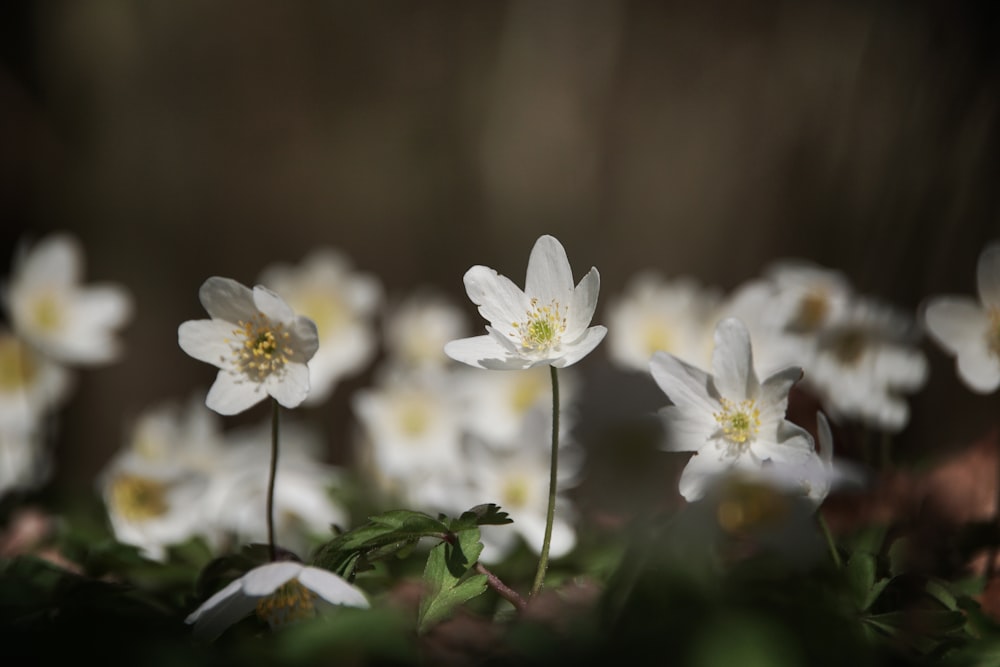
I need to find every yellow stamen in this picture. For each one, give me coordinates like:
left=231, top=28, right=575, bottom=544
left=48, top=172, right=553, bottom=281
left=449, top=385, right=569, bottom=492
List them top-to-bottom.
left=789, top=290, right=829, bottom=332
left=32, top=293, right=62, bottom=332
left=510, top=298, right=567, bottom=354
left=231, top=312, right=291, bottom=381
left=0, top=335, right=37, bottom=392
left=713, top=398, right=761, bottom=447
left=109, top=474, right=170, bottom=521
left=502, top=476, right=530, bottom=509
left=255, top=578, right=318, bottom=628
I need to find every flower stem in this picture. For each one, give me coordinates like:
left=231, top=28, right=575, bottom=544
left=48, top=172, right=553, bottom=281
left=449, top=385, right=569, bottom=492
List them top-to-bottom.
left=530, top=365, right=560, bottom=598
left=267, top=398, right=280, bottom=562
left=817, top=512, right=842, bottom=569
left=476, top=562, right=527, bottom=612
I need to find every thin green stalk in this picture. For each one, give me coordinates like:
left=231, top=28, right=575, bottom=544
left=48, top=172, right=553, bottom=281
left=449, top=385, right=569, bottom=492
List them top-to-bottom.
left=530, top=365, right=560, bottom=598
left=267, top=398, right=280, bottom=562
left=818, top=512, right=842, bottom=569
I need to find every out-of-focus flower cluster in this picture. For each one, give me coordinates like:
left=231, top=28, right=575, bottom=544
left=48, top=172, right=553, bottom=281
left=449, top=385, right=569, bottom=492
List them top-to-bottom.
left=0, top=233, right=132, bottom=497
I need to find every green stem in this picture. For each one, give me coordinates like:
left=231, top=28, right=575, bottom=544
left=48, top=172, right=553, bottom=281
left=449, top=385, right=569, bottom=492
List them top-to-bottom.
left=530, top=365, right=560, bottom=598
left=267, top=398, right=280, bottom=562
left=818, top=512, right=842, bottom=569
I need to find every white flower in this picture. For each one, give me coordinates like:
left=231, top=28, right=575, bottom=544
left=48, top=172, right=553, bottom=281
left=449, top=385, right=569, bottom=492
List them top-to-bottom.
left=4, top=233, right=132, bottom=365
left=444, top=235, right=606, bottom=370
left=923, top=241, right=1000, bottom=393
left=258, top=249, right=382, bottom=405
left=762, top=260, right=854, bottom=334
left=605, top=271, right=720, bottom=372
left=178, top=277, right=319, bottom=415
left=383, top=291, right=467, bottom=371
left=806, top=298, right=927, bottom=432
left=649, top=318, right=821, bottom=502
left=0, top=330, right=72, bottom=430
left=456, top=364, right=578, bottom=449
left=0, top=427, right=51, bottom=497
left=100, top=449, right=213, bottom=561
left=186, top=561, right=369, bottom=641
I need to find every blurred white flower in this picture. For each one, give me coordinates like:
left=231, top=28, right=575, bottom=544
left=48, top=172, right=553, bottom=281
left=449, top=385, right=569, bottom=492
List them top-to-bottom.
left=4, top=233, right=132, bottom=365
left=445, top=235, right=606, bottom=370
left=922, top=241, right=1000, bottom=393
left=259, top=249, right=381, bottom=405
left=762, top=260, right=854, bottom=334
left=605, top=272, right=720, bottom=372
left=178, top=277, right=319, bottom=415
left=383, top=291, right=466, bottom=371
left=805, top=299, right=927, bottom=432
left=649, top=318, right=822, bottom=502
left=0, top=330, right=72, bottom=430
left=456, top=364, right=578, bottom=449
left=352, top=369, right=464, bottom=480
left=208, top=420, right=348, bottom=557
left=0, top=427, right=51, bottom=497
left=100, top=450, right=213, bottom=561
left=186, top=561, right=368, bottom=641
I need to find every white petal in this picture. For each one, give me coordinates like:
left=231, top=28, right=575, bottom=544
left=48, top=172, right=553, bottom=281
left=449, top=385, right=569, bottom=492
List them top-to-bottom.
left=17, top=234, right=82, bottom=286
left=525, top=235, right=575, bottom=302
left=978, top=242, right=1000, bottom=308
left=463, top=266, right=529, bottom=336
left=566, top=267, right=600, bottom=338
left=199, top=277, right=256, bottom=322
left=253, top=285, right=295, bottom=322
left=922, top=297, right=988, bottom=355
left=289, top=315, right=320, bottom=363
left=711, top=318, right=759, bottom=401
left=178, top=320, right=236, bottom=367
left=551, top=326, right=606, bottom=368
left=444, top=335, right=533, bottom=370
left=957, top=342, right=1000, bottom=393
left=649, top=351, right=717, bottom=413
left=266, top=362, right=311, bottom=408
left=757, top=366, right=803, bottom=423
left=206, top=371, right=267, bottom=415
left=659, top=406, right=713, bottom=453
left=754, top=431, right=815, bottom=466
left=677, top=450, right=729, bottom=501
left=242, top=562, right=304, bottom=595
left=298, top=567, right=370, bottom=608
left=186, top=577, right=260, bottom=641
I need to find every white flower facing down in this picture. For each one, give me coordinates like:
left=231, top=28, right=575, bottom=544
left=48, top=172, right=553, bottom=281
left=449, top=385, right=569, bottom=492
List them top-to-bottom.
left=4, top=233, right=132, bottom=365
left=445, top=235, right=606, bottom=370
left=923, top=241, right=1000, bottom=393
left=178, top=277, right=319, bottom=415
left=650, top=318, right=821, bottom=502
left=186, top=561, right=369, bottom=641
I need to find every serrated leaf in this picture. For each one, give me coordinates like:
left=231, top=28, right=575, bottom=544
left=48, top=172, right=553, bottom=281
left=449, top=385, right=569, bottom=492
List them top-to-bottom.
left=449, top=504, right=513, bottom=532
left=417, top=528, right=488, bottom=633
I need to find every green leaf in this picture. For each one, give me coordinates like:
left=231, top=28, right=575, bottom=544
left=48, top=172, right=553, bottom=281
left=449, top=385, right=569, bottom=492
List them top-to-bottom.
left=449, top=504, right=513, bottom=532
left=417, top=528, right=488, bottom=633
left=845, top=552, right=876, bottom=611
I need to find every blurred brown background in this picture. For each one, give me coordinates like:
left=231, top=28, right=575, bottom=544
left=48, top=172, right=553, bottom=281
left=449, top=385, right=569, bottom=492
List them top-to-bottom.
left=1, top=1, right=998, bottom=502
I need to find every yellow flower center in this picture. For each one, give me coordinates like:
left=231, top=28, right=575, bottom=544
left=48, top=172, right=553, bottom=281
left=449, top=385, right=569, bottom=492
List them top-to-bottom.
left=789, top=290, right=829, bottom=332
left=292, top=291, right=346, bottom=339
left=31, top=293, right=62, bottom=332
left=511, top=298, right=567, bottom=354
left=988, top=308, right=1000, bottom=359
left=229, top=312, right=293, bottom=381
left=642, top=321, right=674, bottom=356
left=830, top=329, right=866, bottom=365
left=0, top=335, right=37, bottom=392
left=509, top=371, right=545, bottom=414
left=397, top=398, right=430, bottom=438
left=713, top=398, right=761, bottom=447
left=109, top=474, right=170, bottom=522
left=502, top=475, right=531, bottom=509
left=715, top=479, right=790, bottom=534
left=255, top=578, right=318, bottom=628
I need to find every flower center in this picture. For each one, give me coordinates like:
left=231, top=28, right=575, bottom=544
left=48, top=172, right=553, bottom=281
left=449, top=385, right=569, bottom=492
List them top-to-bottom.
left=789, top=290, right=829, bottom=332
left=292, top=291, right=346, bottom=339
left=31, top=293, right=62, bottom=332
left=511, top=298, right=567, bottom=354
left=988, top=308, right=1000, bottom=359
left=231, top=313, right=293, bottom=382
left=642, top=321, right=674, bottom=356
left=829, top=329, right=866, bottom=365
left=0, top=335, right=37, bottom=392
left=509, top=371, right=545, bottom=414
left=397, top=398, right=430, bottom=438
left=713, top=398, right=761, bottom=447
left=109, top=474, right=170, bottom=522
left=501, top=475, right=531, bottom=509
left=716, top=479, right=790, bottom=534
left=255, top=578, right=318, bottom=628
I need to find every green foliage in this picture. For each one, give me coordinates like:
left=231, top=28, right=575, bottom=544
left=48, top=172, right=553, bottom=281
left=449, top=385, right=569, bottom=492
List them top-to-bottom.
left=417, top=528, right=488, bottom=633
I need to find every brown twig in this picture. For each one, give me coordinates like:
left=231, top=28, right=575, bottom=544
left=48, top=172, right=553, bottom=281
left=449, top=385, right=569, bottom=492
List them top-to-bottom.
left=475, top=562, right=527, bottom=612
